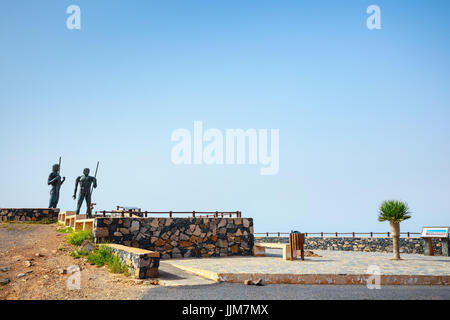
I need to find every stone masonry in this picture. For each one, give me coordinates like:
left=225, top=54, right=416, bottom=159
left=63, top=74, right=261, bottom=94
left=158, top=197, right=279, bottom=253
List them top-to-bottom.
left=0, top=208, right=60, bottom=222
left=94, top=217, right=254, bottom=259
left=256, top=236, right=450, bottom=256
left=107, top=243, right=160, bottom=279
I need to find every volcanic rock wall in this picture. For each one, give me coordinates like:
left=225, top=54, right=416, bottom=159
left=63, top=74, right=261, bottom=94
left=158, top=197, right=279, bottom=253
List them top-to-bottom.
left=0, top=208, right=60, bottom=222
left=94, top=217, right=254, bottom=259
left=255, top=236, right=449, bottom=255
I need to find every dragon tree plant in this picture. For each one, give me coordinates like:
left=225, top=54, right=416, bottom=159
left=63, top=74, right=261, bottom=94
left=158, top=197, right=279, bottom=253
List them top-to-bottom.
left=378, top=200, right=411, bottom=260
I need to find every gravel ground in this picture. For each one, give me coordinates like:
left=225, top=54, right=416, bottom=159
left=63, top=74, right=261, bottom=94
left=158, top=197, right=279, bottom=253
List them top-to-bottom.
left=0, top=223, right=157, bottom=300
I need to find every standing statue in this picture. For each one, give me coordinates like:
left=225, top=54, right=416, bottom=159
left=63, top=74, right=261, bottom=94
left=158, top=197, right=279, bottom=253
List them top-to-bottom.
left=48, top=164, right=65, bottom=208
left=73, top=168, right=97, bottom=218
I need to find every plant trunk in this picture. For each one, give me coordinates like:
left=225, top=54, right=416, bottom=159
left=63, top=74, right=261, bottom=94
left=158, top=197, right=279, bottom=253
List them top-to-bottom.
left=390, top=221, right=401, bottom=260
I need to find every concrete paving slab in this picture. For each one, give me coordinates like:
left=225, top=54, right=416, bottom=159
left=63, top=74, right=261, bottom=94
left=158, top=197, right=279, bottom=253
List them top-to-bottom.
left=162, top=248, right=450, bottom=285
left=158, top=262, right=216, bottom=287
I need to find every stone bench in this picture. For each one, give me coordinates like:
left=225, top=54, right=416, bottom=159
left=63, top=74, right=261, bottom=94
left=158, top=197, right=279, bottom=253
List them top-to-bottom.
left=58, top=211, right=75, bottom=224
left=58, top=213, right=94, bottom=232
left=63, top=213, right=87, bottom=228
left=65, top=215, right=76, bottom=227
left=74, top=218, right=94, bottom=232
left=255, top=243, right=299, bottom=260
left=106, top=244, right=160, bottom=279
left=253, top=244, right=266, bottom=257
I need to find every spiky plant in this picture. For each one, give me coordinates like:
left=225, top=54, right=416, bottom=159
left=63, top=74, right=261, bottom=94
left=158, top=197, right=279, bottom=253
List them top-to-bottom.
left=378, top=200, right=411, bottom=260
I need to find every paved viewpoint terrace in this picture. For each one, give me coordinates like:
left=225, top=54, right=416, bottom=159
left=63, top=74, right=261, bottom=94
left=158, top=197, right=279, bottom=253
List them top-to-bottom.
left=162, top=248, right=450, bottom=285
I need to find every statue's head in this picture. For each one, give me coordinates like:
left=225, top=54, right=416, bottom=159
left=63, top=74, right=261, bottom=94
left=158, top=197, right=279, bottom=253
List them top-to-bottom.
left=52, top=164, right=59, bottom=172
left=83, top=168, right=90, bottom=176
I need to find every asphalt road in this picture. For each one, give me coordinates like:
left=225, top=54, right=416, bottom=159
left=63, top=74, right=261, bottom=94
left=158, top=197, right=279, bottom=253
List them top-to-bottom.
left=145, top=261, right=450, bottom=300
left=143, top=282, right=450, bottom=300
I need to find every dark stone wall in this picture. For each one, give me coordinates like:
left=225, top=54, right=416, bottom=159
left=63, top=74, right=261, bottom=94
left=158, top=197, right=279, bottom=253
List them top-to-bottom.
left=0, top=208, right=59, bottom=222
left=94, top=217, right=254, bottom=259
left=255, top=236, right=449, bottom=256
left=107, top=245, right=160, bottom=279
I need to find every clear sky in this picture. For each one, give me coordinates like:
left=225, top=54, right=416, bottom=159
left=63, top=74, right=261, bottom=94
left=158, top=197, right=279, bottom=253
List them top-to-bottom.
left=1, top=0, right=449, bottom=233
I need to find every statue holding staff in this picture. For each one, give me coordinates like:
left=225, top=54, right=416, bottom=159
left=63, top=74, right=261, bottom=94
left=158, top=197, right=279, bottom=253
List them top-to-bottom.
left=48, top=161, right=65, bottom=209
left=73, top=167, right=98, bottom=218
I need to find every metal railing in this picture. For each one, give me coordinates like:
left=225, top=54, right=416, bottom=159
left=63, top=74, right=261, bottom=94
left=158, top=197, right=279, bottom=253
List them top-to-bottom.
left=94, top=210, right=242, bottom=218
left=254, top=232, right=421, bottom=238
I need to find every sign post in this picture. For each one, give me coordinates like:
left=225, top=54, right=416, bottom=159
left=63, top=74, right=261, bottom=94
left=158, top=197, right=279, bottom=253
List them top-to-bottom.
left=420, top=227, right=450, bottom=256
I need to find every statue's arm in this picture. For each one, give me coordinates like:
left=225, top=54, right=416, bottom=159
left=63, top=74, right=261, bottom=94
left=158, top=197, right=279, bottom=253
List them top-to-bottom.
left=48, top=174, right=58, bottom=185
left=73, top=176, right=80, bottom=198
left=93, top=177, right=97, bottom=189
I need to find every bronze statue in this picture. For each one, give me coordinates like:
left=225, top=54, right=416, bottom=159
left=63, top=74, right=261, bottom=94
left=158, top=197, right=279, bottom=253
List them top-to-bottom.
left=48, top=164, right=65, bottom=208
left=73, top=168, right=97, bottom=218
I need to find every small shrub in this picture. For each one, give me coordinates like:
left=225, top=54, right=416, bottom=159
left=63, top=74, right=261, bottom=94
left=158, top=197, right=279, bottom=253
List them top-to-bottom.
left=57, top=227, right=74, bottom=233
left=67, top=230, right=93, bottom=246
left=87, top=245, right=112, bottom=266
left=87, top=246, right=128, bottom=274
left=70, top=249, right=89, bottom=259
left=107, top=254, right=129, bottom=274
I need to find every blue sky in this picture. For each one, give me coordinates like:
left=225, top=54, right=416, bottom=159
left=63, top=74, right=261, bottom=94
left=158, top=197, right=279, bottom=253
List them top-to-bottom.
left=0, top=0, right=449, bottom=233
